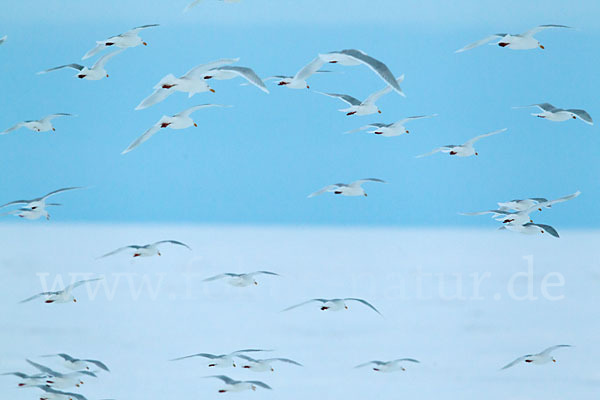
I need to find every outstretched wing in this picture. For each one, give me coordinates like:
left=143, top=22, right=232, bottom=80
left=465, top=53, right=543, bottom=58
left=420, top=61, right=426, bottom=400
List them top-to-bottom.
left=122, top=24, right=160, bottom=36
left=522, top=24, right=572, bottom=37
left=455, top=34, right=505, bottom=53
left=82, top=43, right=105, bottom=60
left=92, top=49, right=124, bottom=69
left=337, top=49, right=402, bottom=94
left=294, top=56, right=326, bottom=81
left=184, top=58, right=240, bottom=80
left=37, top=64, right=84, bottom=74
left=212, top=66, right=269, bottom=93
left=364, top=75, right=404, bottom=104
left=135, top=88, right=174, bottom=110
left=317, top=92, right=362, bottom=106
left=513, top=103, right=558, bottom=112
left=175, top=104, right=229, bottom=118
left=566, top=109, right=593, bottom=125
left=39, top=113, right=74, bottom=123
left=392, top=114, right=437, bottom=127
left=1, top=122, right=25, bottom=134
left=121, top=123, right=161, bottom=154
left=464, top=128, right=507, bottom=146
left=416, top=147, right=451, bottom=158
left=349, top=178, right=386, bottom=187
left=307, top=184, right=342, bottom=198
left=40, top=187, right=82, bottom=201
left=527, top=223, right=560, bottom=238
left=152, top=240, right=192, bottom=250
left=98, top=245, right=143, bottom=258
left=248, top=271, right=280, bottom=277
left=203, top=273, right=238, bottom=281
left=64, top=277, right=103, bottom=292
left=19, top=292, right=57, bottom=304
left=345, top=298, right=382, bottom=315
left=282, top=299, right=326, bottom=312
left=539, top=344, right=572, bottom=356
left=171, top=353, right=219, bottom=361
left=500, top=355, right=530, bottom=370
left=267, top=358, right=303, bottom=366
left=394, top=358, right=420, bottom=363
left=82, top=359, right=110, bottom=372
left=26, top=360, right=61, bottom=376
left=354, top=360, right=383, bottom=368
left=206, top=375, right=238, bottom=384
left=247, top=380, right=272, bottom=389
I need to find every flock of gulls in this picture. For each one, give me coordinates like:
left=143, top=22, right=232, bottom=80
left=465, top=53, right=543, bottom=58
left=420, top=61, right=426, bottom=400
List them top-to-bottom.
left=0, top=2, right=589, bottom=398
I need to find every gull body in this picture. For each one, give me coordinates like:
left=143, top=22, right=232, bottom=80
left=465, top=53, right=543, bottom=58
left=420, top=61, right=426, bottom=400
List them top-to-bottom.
left=83, top=24, right=159, bottom=60
left=456, top=25, right=572, bottom=52
left=318, top=49, right=403, bottom=94
left=38, top=50, right=124, bottom=80
left=135, top=58, right=238, bottom=110
left=317, top=75, right=403, bottom=116
left=514, top=103, right=593, bottom=125
left=122, top=104, right=228, bottom=154
left=1, top=114, right=74, bottom=134
left=347, top=115, right=436, bottom=137
left=417, top=128, right=506, bottom=158
left=308, top=178, right=385, bottom=198
left=1, top=204, right=60, bottom=221
left=500, top=222, right=560, bottom=238
left=99, top=240, right=191, bottom=258
left=203, top=271, right=279, bottom=287
left=20, top=278, right=102, bottom=304
left=283, top=298, right=382, bottom=315
left=501, top=345, right=572, bottom=369
left=171, top=349, right=269, bottom=368
left=41, top=354, right=109, bottom=373
left=236, top=355, right=302, bottom=372
left=355, top=358, right=420, bottom=372
left=26, top=360, right=96, bottom=389
left=205, top=375, right=272, bottom=393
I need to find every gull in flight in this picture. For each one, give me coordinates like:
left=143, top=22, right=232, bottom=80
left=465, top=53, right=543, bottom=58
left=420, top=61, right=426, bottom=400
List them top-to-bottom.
left=185, top=0, right=241, bottom=13
left=82, top=24, right=159, bottom=60
left=455, top=24, right=572, bottom=52
left=0, top=35, right=6, bottom=45
left=37, top=49, right=124, bottom=80
left=318, top=49, right=403, bottom=94
left=265, top=57, right=329, bottom=89
left=135, top=58, right=238, bottom=110
left=201, top=65, right=269, bottom=93
left=317, top=75, right=404, bottom=116
left=514, top=103, right=593, bottom=125
left=122, top=104, right=229, bottom=154
left=1, top=114, right=74, bottom=135
left=346, top=114, right=437, bottom=137
left=417, top=128, right=507, bottom=158
left=308, top=178, right=386, bottom=198
left=0, top=187, right=82, bottom=210
left=497, top=197, right=549, bottom=212
left=1, top=203, right=61, bottom=220
left=500, top=222, right=560, bottom=238
left=98, top=240, right=191, bottom=258
left=203, top=271, right=280, bottom=287
left=20, top=278, right=102, bottom=304
left=283, top=298, right=382, bottom=315
left=501, top=345, right=572, bottom=369
left=171, top=349, right=270, bottom=368
left=40, top=354, right=110, bottom=372
left=236, top=355, right=302, bottom=372
left=355, top=358, right=420, bottom=372
left=26, top=359, right=97, bottom=389
left=1, top=372, right=49, bottom=387
left=205, top=375, right=272, bottom=393
left=34, top=386, right=90, bottom=400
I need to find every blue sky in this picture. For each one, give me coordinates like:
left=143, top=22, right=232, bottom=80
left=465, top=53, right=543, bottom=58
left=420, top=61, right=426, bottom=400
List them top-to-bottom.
left=0, top=0, right=598, bottom=226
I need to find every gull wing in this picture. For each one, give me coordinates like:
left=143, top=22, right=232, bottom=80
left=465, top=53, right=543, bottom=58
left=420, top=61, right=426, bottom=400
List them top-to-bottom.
left=122, top=24, right=160, bottom=36
left=522, top=24, right=572, bottom=37
left=455, top=34, right=505, bottom=53
left=82, top=43, right=105, bottom=60
left=92, top=49, right=124, bottom=69
left=337, top=49, right=402, bottom=94
left=294, top=56, right=326, bottom=81
left=184, top=58, right=240, bottom=79
left=37, top=64, right=84, bottom=74
left=212, top=66, right=269, bottom=93
left=364, top=75, right=405, bottom=104
left=135, top=88, right=173, bottom=110
left=317, top=92, right=362, bottom=106
left=513, top=103, right=559, bottom=112
left=175, top=104, right=229, bottom=118
left=566, top=109, right=593, bottom=125
left=39, top=113, right=74, bottom=123
left=392, top=114, right=437, bottom=127
left=1, top=122, right=25, bottom=134
left=121, top=123, right=162, bottom=154
left=464, top=128, right=507, bottom=146
left=416, top=146, right=453, bottom=158
left=349, top=178, right=386, bottom=187
left=307, top=184, right=342, bottom=198
left=40, top=187, right=83, bottom=201
left=533, top=191, right=580, bottom=210
left=526, top=223, right=560, bottom=238
left=152, top=240, right=192, bottom=250
left=98, top=245, right=144, bottom=258
left=247, top=271, right=280, bottom=277
left=203, top=273, right=238, bottom=281
left=64, top=277, right=103, bottom=292
left=19, top=292, right=58, bottom=304
left=345, top=298, right=382, bottom=315
left=282, top=299, right=327, bottom=311
left=539, top=344, right=572, bottom=356
left=230, top=349, right=271, bottom=355
left=171, top=353, right=220, bottom=361
left=235, top=354, right=258, bottom=362
left=501, top=355, right=530, bottom=370
left=266, top=358, right=303, bottom=366
left=394, top=358, right=420, bottom=363
left=81, top=359, right=110, bottom=371
left=26, top=360, right=62, bottom=377
left=355, top=360, right=383, bottom=368
left=207, top=375, right=238, bottom=384
left=246, top=380, right=272, bottom=389
left=38, top=386, right=89, bottom=400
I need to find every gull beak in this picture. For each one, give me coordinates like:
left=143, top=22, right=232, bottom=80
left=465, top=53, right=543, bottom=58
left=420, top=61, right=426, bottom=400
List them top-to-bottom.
left=143, top=42, right=148, bottom=46
left=539, top=44, right=545, bottom=49
left=209, top=88, right=215, bottom=93
left=378, top=110, right=382, bottom=114
left=194, top=123, right=197, bottom=127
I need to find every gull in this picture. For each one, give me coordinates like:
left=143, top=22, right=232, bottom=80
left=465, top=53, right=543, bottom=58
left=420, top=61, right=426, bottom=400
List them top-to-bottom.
left=185, top=0, right=241, bottom=13
left=82, top=24, right=159, bottom=60
left=455, top=25, right=572, bottom=52
left=0, top=35, right=6, bottom=45
left=37, top=49, right=124, bottom=80
left=318, top=49, right=403, bottom=94
left=265, top=56, right=327, bottom=89
left=135, top=58, right=238, bottom=110
left=201, top=66, right=269, bottom=93
left=317, top=75, right=404, bottom=116
left=514, top=103, right=593, bottom=125
left=122, top=104, right=229, bottom=154
left=1, top=114, right=74, bottom=135
left=346, top=114, right=437, bottom=137
left=417, top=128, right=506, bottom=158
left=308, top=178, right=385, bottom=198
left=0, top=187, right=82, bottom=210
left=497, top=197, right=549, bottom=212
left=1, top=204, right=61, bottom=221
left=500, top=222, right=560, bottom=238
left=98, top=240, right=191, bottom=258
left=203, top=271, right=280, bottom=287
left=20, top=278, right=102, bottom=304
left=283, top=298, right=382, bottom=315
left=501, top=345, right=572, bottom=369
left=171, top=349, right=270, bottom=368
left=40, top=354, right=110, bottom=372
left=236, top=355, right=302, bottom=372
left=355, top=358, right=420, bottom=372
left=26, top=360, right=96, bottom=389
left=1, top=372, right=49, bottom=387
left=205, top=375, right=272, bottom=393
left=34, top=386, right=89, bottom=400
